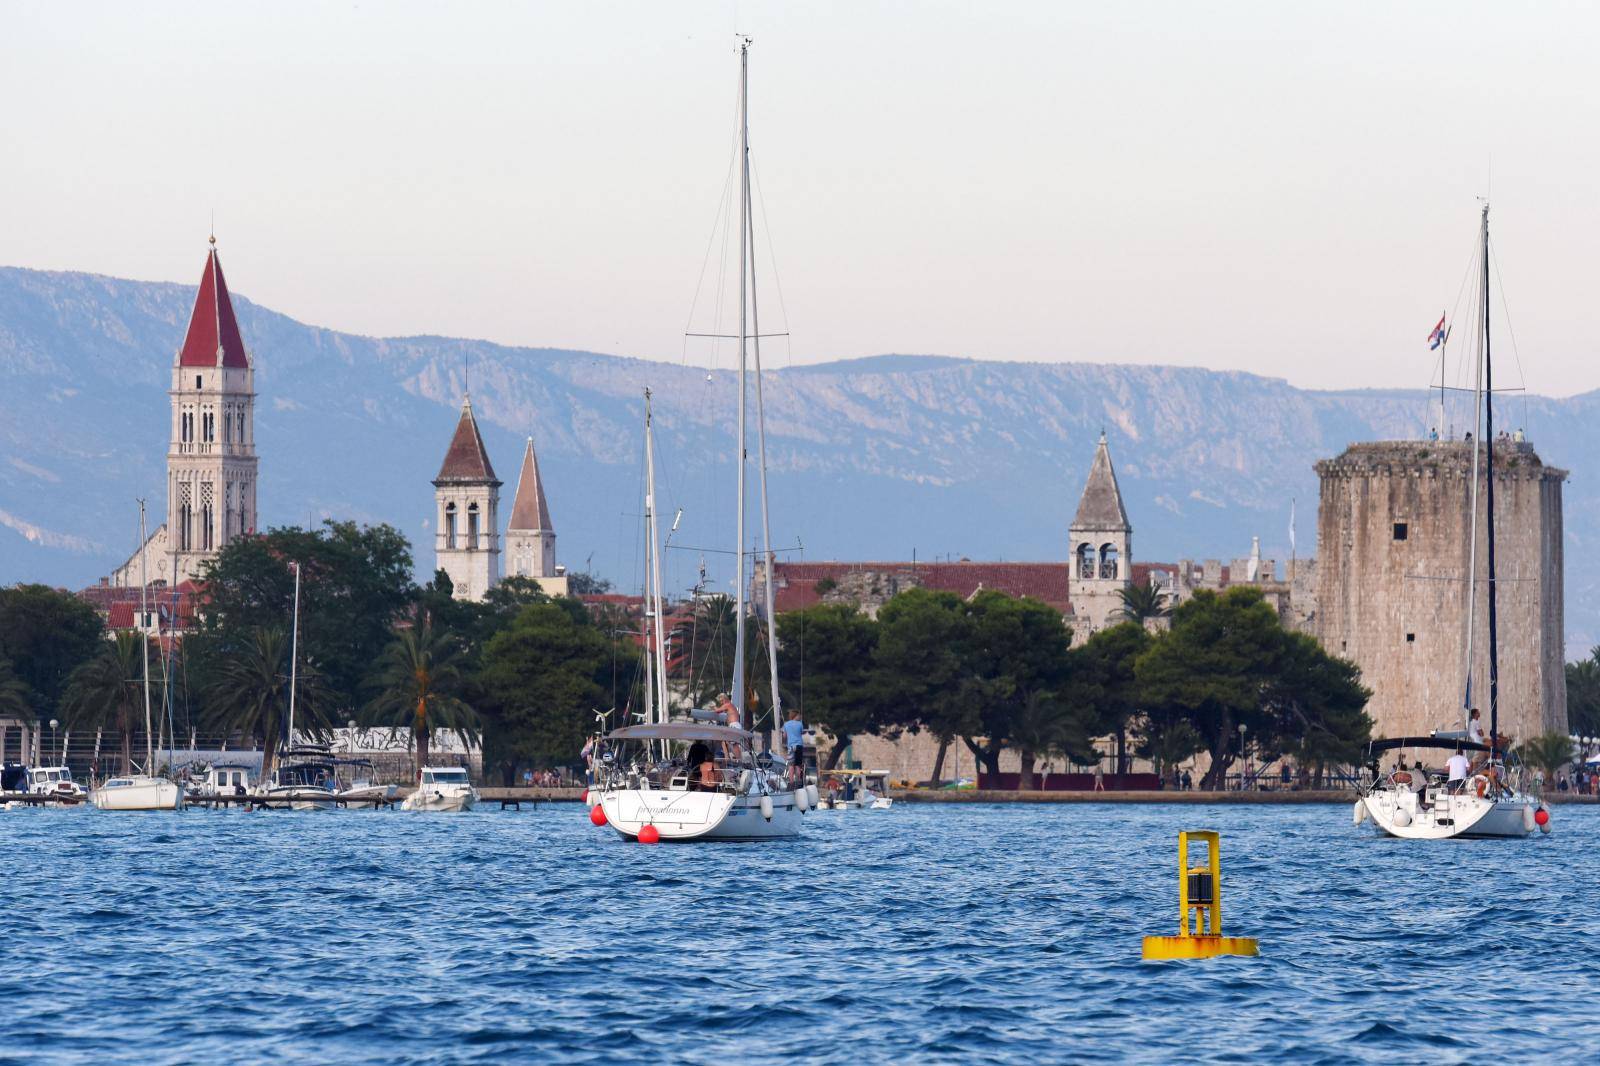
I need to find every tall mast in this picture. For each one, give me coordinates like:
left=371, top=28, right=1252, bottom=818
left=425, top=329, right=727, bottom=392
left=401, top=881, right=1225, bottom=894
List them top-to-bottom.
left=731, top=38, right=751, bottom=722
left=1481, top=203, right=1500, bottom=758
left=1462, top=218, right=1485, bottom=720
left=644, top=389, right=670, bottom=727
left=138, top=499, right=153, bottom=772
left=287, top=561, right=301, bottom=747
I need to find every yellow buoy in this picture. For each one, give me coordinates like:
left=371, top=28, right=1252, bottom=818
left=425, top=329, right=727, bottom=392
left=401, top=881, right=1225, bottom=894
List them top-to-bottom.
left=1141, top=829, right=1259, bottom=960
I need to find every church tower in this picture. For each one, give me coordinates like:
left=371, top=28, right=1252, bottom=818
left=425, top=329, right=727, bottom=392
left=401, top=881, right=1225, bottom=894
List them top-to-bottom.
left=168, top=236, right=257, bottom=585
left=433, top=396, right=501, bottom=601
left=1068, top=432, right=1132, bottom=640
left=505, top=437, right=556, bottom=579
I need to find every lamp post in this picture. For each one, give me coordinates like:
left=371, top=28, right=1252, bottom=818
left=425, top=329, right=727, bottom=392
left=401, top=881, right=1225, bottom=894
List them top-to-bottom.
left=49, top=718, right=59, bottom=765
left=347, top=719, right=357, bottom=757
left=1237, top=723, right=1248, bottom=790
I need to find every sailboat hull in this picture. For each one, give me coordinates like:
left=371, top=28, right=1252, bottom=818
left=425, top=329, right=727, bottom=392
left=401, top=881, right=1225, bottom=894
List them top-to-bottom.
left=90, top=778, right=184, bottom=811
left=599, top=788, right=803, bottom=841
left=1361, top=788, right=1533, bottom=840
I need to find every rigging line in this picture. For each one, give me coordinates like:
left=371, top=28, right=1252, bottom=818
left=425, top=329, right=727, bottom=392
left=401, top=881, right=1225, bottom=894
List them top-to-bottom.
left=682, top=140, right=740, bottom=362
left=750, top=157, right=795, bottom=368
left=1437, top=222, right=1484, bottom=433
left=1488, top=242, right=1532, bottom=433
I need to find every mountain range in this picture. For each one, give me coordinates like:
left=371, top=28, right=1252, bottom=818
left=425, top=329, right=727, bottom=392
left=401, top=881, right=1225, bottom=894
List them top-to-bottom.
left=3, top=265, right=1596, bottom=650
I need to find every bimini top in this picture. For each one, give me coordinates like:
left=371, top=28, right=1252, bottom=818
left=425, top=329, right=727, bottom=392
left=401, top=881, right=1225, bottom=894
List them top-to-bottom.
left=606, top=723, right=753, bottom=743
left=1366, top=736, right=1490, bottom=755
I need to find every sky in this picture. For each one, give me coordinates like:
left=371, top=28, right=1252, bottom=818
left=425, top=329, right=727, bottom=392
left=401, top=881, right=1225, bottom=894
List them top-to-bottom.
left=4, top=1, right=1599, bottom=395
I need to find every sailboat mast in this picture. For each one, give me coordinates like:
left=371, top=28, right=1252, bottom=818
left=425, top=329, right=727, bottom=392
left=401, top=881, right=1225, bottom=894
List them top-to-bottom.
left=731, top=38, right=751, bottom=723
left=1481, top=203, right=1500, bottom=757
left=1462, top=224, right=1485, bottom=719
left=644, top=389, right=670, bottom=727
left=138, top=499, right=153, bottom=772
left=287, top=561, right=301, bottom=747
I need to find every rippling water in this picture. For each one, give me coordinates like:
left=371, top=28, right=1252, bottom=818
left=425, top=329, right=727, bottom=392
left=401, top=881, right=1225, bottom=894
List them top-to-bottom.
left=2, top=801, right=1595, bottom=1063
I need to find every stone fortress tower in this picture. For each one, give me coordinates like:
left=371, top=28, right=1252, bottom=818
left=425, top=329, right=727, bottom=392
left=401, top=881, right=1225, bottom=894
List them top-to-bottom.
left=113, top=237, right=258, bottom=587
left=432, top=396, right=501, bottom=602
left=1068, top=433, right=1133, bottom=640
left=504, top=437, right=557, bottom=580
left=1314, top=440, right=1566, bottom=742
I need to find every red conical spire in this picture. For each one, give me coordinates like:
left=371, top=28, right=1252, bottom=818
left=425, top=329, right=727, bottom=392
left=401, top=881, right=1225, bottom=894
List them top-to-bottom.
left=177, top=236, right=250, bottom=369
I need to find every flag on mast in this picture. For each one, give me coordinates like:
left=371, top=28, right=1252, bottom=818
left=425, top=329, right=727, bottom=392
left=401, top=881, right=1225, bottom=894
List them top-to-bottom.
left=1428, top=313, right=1448, bottom=350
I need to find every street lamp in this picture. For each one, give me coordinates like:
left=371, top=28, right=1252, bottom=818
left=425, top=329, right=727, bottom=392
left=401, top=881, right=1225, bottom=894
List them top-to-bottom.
left=49, top=718, right=59, bottom=765
left=347, top=719, right=357, bottom=757
left=1237, top=723, right=1248, bottom=790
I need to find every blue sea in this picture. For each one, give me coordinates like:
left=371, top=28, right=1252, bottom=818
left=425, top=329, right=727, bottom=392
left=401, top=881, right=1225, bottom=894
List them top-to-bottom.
left=2, top=801, right=1595, bottom=1064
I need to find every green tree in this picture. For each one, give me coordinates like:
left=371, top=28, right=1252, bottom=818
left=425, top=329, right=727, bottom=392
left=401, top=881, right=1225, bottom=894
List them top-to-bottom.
left=196, top=521, right=416, bottom=710
left=566, top=572, right=613, bottom=596
left=1117, top=583, right=1169, bottom=623
left=0, top=584, right=104, bottom=723
left=1135, top=587, right=1285, bottom=789
left=875, top=588, right=977, bottom=783
left=959, top=590, right=1075, bottom=778
left=478, top=599, right=611, bottom=770
left=776, top=603, right=891, bottom=770
left=363, top=618, right=479, bottom=780
left=1070, top=621, right=1153, bottom=775
left=203, top=627, right=334, bottom=778
left=60, top=631, right=152, bottom=775
left=1258, top=631, right=1372, bottom=787
left=1566, top=649, right=1600, bottom=737
left=0, top=656, right=34, bottom=724
left=1007, top=689, right=1096, bottom=790
left=1518, top=731, right=1576, bottom=785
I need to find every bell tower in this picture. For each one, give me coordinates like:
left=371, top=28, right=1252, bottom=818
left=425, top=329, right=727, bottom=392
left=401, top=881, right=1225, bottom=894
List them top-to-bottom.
left=168, top=236, right=256, bottom=584
left=433, top=396, right=501, bottom=601
left=1068, top=432, right=1132, bottom=639
left=505, top=436, right=556, bottom=579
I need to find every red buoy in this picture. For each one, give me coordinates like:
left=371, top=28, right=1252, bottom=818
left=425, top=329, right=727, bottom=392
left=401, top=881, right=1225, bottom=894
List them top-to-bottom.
left=590, top=803, right=608, bottom=826
left=1534, top=807, right=1550, bottom=826
left=638, top=824, right=660, bottom=845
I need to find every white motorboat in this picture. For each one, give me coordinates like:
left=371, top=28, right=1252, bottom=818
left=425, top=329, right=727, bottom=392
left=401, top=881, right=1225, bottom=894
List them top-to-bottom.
left=1355, top=205, right=1543, bottom=841
left=593, top=723, right=804, bottom=841
left=260, top=747, right=339, bottom=811
left=336, top=759, right=399, bottom=808
left=186, top=762, right=254, bottom=799
left=26, top=765, right=88, bottom=803
left=401, top=766, right=478, bottom=811
left=817, top=769, right=895, bottom=811
left=91, top=775, right=184, bottom=811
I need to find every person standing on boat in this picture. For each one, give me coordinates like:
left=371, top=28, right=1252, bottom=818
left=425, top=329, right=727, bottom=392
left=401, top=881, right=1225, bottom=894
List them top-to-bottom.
left=1467, top=708, right=1485, bottom=746
left=782, top=709, right=806, bottom=781
left=1446, top=746, right=1471, bottom=789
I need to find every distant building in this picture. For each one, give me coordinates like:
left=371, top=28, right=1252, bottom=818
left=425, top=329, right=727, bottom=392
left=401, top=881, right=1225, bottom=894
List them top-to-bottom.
left=111, top=237, right=258, bottom=589
left=432, top=396, right=502, bottom=602
left=1067, top=433, right=1133, bottom=639
left=505, top=436, right=566, bottom=595
left=1314, top=439, right=1566, bottom=742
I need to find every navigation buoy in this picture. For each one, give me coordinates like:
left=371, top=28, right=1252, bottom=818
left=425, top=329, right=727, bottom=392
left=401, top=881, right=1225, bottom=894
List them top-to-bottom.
left=760, top=795, right=774, bottom=821
left=589, top=804, right=607, bottom=826
left=638, top=824, right=660, bottom=844
left=1141, top=830, right=1259, bottom=960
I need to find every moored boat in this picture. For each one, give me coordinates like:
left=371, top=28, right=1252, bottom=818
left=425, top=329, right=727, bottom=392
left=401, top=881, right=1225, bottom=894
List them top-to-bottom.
left=401, top=766, right=477, bottom=811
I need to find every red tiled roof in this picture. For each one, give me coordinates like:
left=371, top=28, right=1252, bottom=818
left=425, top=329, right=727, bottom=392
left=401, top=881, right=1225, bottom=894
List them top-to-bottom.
left=178, top=243, right=250, bottom=369
left=434, top=398, right=499, bottom=483
left=770, top=561, right=1074, bottom=614
left=107, top=602, right=135, bottom=629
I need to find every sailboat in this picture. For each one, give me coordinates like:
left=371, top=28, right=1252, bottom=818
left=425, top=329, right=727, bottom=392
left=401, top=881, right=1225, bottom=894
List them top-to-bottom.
left=589, top=47, right=809, bottom=840
left=1356, top=204, right=1546, bottom=840
left=90, top=500, right=184, bottom=812
left=260, top=561, right=338, bottom=811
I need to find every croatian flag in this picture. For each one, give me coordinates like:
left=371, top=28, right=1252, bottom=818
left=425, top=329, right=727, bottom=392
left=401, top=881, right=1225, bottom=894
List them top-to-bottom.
left=1428, top=313, right=1447, bottom=350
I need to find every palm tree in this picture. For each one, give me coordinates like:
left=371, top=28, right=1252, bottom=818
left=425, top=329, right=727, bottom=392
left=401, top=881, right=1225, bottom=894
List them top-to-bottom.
left=1118, top=582, right=1170, bottom=623
left=363, top=620, right=478, bottom=781
left=204, top=627, right=332, bottom=779
left=60, top=631, right=149, bottom=774
left=0, top=656, right=34, bottom=724
left=1517, top=731, right=1577, bottom=788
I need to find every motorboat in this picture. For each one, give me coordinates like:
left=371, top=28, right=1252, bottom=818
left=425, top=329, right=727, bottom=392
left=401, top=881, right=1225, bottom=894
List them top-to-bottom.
left=591, top=723, right=806, bottom=841
left=1356, top=736, right=1544, bottom=839
left=260, top=747, right=339, bottom=811
left=336, top=758, right=399, bottom=808
left=186, top=762, right=254, bottom=799
left=26, top=765, right=88, bottom=803
left=401, top=766, right=478, bottom=811
left=817, top=769, right=894, bottom=810
left=90, top=775, right=184, bottom=811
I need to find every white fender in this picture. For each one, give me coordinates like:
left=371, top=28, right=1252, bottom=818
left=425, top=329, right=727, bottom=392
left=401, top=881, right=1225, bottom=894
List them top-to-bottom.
left=737, top=770, right=754, bottom=794
left=807, top=784, right=820, bottom=808
left=795, top=787, right=809, bottom=812
left=760, top=794, right=774, bottom=821
left=1353, top=800, right=1367, bottom=826
left=1523, top=806, right=1537, bottom=833
left=1392, top=807, right=1412, bottom=828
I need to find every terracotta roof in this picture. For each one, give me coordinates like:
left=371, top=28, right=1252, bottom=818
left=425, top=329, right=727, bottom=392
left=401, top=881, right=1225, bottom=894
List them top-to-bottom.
left=178, top=242, right=250, bottom=369
left=434, top=397, right=499, bottom=483
left=1071, top=433, right=1130, bottom=532
left=507, top=437, right=553, bottom=531
left=769, top=561, right=1073, bottom=614
left=107, top=602, right=135, bottom=629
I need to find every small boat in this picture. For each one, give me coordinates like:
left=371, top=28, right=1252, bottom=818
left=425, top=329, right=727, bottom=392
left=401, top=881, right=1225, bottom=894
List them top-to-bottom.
left=260, top=747, right=339, bottom=811
left=336, top=759, right=398, bottom=807
left=186, top=762, right=254, bottom=799
left=26, top=765, right=88, bottom=803
left=401, top=766, right=478, bottom=811
left=817, top=770, right=894, bottom=810
left=91, top=775, right=184, bottom=811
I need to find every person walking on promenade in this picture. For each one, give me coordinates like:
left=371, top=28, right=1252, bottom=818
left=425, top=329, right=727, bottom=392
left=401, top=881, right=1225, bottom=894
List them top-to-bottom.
left=1093, top=760, right=1105, bottom=792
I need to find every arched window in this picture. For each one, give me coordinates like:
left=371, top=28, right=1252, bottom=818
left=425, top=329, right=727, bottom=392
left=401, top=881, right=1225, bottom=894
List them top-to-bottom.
left=237, top=410, right=246, bottom=443
left=444, top=503, right=457, bottom=549
left=467, top=503, right=480, bottom=549
left=1076, top=543, right=1095, bottom=579
left=1099, top=543, right=1120, bottom=580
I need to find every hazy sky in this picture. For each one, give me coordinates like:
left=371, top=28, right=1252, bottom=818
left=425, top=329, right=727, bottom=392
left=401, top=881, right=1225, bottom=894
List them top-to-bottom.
left=5, top=2, right=1598, bottom=394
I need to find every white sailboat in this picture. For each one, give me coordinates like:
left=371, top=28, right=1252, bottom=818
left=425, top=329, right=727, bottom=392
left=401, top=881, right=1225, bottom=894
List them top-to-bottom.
left=592, top=46, right=809, bottom=840
left=1357, top=204, right=1546, bottom=840
left=90, top=500, right=184, bottom=812
left=259, top=562, right=338, bottom=811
